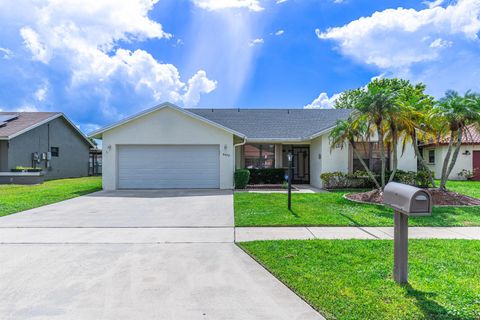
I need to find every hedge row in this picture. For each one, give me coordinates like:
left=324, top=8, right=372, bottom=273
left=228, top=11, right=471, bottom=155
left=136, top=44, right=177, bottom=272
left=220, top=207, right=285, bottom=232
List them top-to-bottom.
left=234, top=168, right=286, bottom=189
left=320, top=170, right=433, bottom=189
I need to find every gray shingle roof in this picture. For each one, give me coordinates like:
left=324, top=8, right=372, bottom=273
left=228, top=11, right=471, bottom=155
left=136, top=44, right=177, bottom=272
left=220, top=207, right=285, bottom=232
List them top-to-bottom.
left=187, top=108, right=353, bottom=140
left=0, top=112, right=60, bottom=138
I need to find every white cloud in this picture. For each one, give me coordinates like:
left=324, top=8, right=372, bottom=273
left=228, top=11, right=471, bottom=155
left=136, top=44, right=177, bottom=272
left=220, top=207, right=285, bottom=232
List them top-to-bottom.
left=9, top=0, right=216, bottom=121
left=192, top=0, right=263, bottom=12
left=276, top=0, right=288, bottom=4
left=317, top=0, right=480, bottom=69
left=333, top=0, right=346, bottom=3
left=424, top=0, right=444, bottom=9
left=20, top=27, right=49, bottom=63
left=274, top=30, right=284, bottom=36
left=429, top=37, right=453, bottom=48
left=248, top=38, right=265, bottom=47
left=249, top=38, right=264, bottom=47
left=0, top=47, right=13, bottom=59
left=182, top=70, right=217, bottom=106
left=34, top=83, right=48, bottom=102
left=304, top=92, right=340, bottom=109
left=16, top=105, right=39, bottom=112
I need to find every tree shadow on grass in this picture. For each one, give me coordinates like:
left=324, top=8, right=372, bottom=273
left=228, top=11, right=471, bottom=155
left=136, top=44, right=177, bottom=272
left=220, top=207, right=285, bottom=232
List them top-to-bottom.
left=337, top=211, right=362, bottom=226
left=404, top=284, right=471, bottom=320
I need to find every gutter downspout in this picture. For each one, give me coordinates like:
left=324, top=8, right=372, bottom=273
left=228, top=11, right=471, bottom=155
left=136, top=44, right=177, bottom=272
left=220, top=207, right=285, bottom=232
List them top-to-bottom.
left=233, top=137, right=247, bottom=189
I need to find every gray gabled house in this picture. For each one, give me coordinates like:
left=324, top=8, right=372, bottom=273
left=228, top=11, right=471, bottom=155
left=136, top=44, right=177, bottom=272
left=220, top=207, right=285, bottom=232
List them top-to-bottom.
left=0, top=112, right=95, bottom=180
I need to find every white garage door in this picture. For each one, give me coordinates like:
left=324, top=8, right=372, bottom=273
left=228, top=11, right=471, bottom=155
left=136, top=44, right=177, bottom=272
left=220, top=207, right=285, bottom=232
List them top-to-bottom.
left=118, top=145, right=220, bottom=189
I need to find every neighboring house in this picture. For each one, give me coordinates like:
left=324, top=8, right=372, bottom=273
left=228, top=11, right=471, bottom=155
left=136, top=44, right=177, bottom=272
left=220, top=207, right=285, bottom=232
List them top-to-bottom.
left=90, top=102, right=417, bottom=190
left=0, top=112, right=95, bottom=180
left=421, top=124, right=480, bottom=181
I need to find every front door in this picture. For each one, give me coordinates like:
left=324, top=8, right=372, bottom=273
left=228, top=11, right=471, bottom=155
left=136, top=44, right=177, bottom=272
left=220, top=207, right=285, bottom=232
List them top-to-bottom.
left=292, top=146, right=310, bottom=184
left=473, top=151, right=480, bottom=181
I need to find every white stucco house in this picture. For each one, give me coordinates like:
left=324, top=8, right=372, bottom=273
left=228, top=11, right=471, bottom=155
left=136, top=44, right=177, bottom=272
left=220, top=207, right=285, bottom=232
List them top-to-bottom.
left=89, top=102, right=417, bottom=190
left=421, top=124, right=480, bottom=181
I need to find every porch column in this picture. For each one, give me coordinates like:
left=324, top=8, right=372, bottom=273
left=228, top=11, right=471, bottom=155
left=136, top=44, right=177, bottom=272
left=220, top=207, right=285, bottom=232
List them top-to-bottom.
left=275, top=144, right=283, bottom=168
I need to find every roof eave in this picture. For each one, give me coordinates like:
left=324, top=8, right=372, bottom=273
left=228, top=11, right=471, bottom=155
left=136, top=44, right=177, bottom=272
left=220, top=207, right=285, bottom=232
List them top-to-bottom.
left=88, top=102, right=246, bottom=139
left=1, top=114, right=95, bottom=148
left=308, top=125, right=335, bottom=140
left=246, top=138, right=308, bottom=143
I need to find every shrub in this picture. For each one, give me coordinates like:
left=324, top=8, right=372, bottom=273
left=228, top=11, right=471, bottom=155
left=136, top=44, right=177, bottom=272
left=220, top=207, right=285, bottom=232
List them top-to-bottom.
left=11, top=166, right=43, bottom=173
left=248, top=168, right=285, bottom=184
left=234, top=169, right=250, bottom=189
left=320, top=169, right=434, bottom=189
left=416, top=169, right=434, bottom=187
left=458, top=169, right=476, bottom=181
left=389, top=170, right=416, bottom=186
left=320, top=171, right=375, bottom=189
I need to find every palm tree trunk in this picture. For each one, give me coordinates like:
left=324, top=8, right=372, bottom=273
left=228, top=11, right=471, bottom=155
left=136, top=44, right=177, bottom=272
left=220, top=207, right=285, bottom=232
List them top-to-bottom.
left=378, top=128, right=386, bottom=189
left=445, top=129, right=463, bottom=181
left=388, top=130, right=398, bottom=183
left=440, top=131, right=456, bottom=190
left=411, top=132, right=436, bottom=188
left=350, top=142, right=381, bottom=189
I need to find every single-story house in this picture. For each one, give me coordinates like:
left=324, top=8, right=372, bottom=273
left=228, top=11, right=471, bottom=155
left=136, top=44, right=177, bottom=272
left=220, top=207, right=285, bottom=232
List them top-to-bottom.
left=89, top=102, right=417, bottom=190
left=0, top=112, right=95, bottom=180
left=421, top=124, right=480, bottom=181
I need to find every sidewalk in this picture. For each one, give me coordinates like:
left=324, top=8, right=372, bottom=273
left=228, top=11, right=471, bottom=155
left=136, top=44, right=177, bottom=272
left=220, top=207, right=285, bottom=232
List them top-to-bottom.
left=235, top=227, right=480, bottom=242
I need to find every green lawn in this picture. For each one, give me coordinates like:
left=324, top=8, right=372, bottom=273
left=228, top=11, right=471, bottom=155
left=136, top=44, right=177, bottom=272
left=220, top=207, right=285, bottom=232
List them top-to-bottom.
left=0, top=176, right=102, bottom=217
left=442, top=180, right=480, bottom=198
left=235, top=191, right=480, bottom=227
left=240, top=239, right=480, bottom=320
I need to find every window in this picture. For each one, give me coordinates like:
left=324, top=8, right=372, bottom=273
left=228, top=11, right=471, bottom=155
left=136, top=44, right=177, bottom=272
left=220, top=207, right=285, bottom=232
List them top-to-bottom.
left=352, top=142, right=390, bottom=173
left=244, top=144, right=275, bottom=169
left=50, top=147, right=59, bottom=157
left=428, top=150, right=435, bottom=164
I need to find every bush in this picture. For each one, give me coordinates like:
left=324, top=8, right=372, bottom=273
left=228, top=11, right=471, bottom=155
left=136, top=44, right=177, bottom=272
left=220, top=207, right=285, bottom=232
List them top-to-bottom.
left=11, top=166, right=43, bottom=173
left=248, top=168, right=285, bottom=184
left=234, top=169, right=250, bottom=189
left=320, top=169, right=435, bottom=189
left=416, top=169, right=434, bottom=187
left=389, top=170, right=416, bottom=186
left=320, top=171, right=376, bottom=189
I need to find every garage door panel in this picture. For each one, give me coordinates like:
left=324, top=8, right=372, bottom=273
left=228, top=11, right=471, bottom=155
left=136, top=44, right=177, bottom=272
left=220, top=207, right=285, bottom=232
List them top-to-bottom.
left=118, top=145, right=220, bottom=189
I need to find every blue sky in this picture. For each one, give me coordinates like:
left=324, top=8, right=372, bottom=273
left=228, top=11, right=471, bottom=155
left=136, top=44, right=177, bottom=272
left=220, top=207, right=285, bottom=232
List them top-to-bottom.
left=0, top=0, right=479, bottom=133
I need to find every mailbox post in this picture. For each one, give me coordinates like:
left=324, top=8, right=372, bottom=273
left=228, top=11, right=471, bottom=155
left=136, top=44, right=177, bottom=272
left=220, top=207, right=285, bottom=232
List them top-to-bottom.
left=287, top=152, right=293, bottom=210
left=384, top=182, right=432, bottom=284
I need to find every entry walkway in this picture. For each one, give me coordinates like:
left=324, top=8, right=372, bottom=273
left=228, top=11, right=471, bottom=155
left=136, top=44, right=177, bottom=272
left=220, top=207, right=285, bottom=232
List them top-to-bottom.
left=235, top=226, right=480, bottom=242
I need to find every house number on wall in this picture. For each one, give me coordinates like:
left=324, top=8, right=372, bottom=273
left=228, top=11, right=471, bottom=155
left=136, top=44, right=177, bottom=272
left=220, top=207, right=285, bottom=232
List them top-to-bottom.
left=222, top=153, right=230, bottom=157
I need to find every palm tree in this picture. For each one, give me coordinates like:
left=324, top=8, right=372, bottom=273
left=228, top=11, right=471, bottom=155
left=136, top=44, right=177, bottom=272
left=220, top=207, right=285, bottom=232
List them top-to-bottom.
left=356, top=80, right=397, bottom=188
left=394, top=84, right=436, bottom=187
left=434, top=91, right=480, bottom=190
left=329, top=119, right=381, bottom=189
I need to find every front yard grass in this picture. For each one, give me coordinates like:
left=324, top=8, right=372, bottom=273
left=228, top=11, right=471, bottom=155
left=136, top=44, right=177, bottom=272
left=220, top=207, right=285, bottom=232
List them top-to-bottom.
left=0, top=176, right=102, bottom=217
left=441, top=180, right=480, bottom=198
left=235, top=191, right=480, bottom=227
left=240, top=239, right=480, bottom=320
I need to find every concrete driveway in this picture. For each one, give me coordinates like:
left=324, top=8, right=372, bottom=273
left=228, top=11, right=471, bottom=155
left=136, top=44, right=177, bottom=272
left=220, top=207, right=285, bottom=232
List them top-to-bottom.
left=0, top=189, right=234, bottom=228
left=0, top=190, right=324, bottom=320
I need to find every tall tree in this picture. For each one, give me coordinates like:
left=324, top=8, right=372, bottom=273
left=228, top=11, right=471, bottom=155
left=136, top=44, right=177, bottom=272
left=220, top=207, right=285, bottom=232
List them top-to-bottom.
left=356, top=79, right=398, bottom=188
left=393, top=83, right=436, bottom=187
left=434, top=91, right=480, bottom=190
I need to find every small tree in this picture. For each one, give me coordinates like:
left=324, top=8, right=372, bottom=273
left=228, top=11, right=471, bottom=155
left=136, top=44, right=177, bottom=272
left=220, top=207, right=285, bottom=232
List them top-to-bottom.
left=329, top=119, right=382, bottom=189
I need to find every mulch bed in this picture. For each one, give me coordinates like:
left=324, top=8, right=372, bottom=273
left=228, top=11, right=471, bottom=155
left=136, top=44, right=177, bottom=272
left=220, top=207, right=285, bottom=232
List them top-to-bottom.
left=345, top=188, right=480, bottom=206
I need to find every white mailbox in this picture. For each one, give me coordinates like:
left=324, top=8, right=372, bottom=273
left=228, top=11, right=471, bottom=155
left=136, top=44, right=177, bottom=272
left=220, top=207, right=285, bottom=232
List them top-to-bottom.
left=384, top=182, right=432, bottom=216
